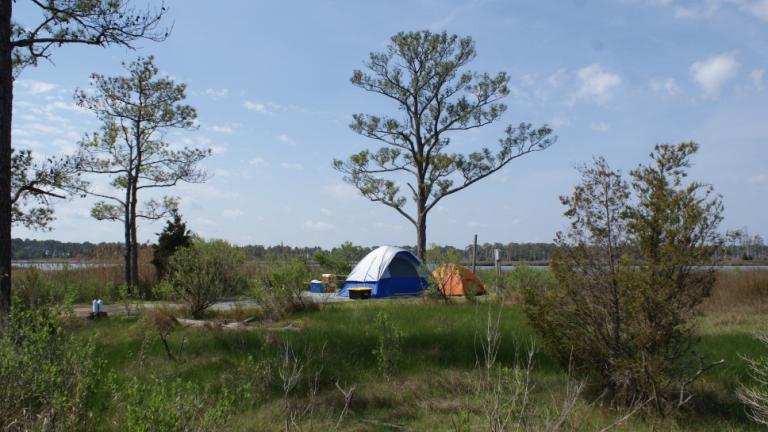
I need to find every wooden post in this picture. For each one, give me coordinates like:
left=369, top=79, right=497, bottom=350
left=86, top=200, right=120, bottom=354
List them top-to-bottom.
left=472, top=234, right=477, bottom=274
left=494, top=249, right=501, bottom=275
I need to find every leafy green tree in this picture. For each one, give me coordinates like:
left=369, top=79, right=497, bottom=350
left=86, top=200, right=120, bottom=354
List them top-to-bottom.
left=0, top=0, right=167, bottom=314
left=334, top=30, right=555, bottom=260
left=73, top=56, right=210, bottom=295
left=524, top=143, right=723, bottom=413
left=151, top=210, right=193, bottom=280
left=168, top=239, right=247, bottom=318
left=312, top=250, right=350, bottom=275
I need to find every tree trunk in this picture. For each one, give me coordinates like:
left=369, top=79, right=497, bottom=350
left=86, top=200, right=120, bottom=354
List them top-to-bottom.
left=0, top=0, right=13, bottom=316
left=123, top=183, right=132, bottom=290
left=130, top=190, right=139, bottom=296
left=416, top=208, right=427, bottom=263
left=123, top=210, right=132, bottom=289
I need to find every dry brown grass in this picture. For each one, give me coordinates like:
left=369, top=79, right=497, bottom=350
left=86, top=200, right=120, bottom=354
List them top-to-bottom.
left=12, top=244, right=158, bottom=302
left=701, top=270, right=768, bottom=314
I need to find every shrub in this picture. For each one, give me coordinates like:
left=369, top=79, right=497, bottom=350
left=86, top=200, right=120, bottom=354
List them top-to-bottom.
left=524, top=144, right=723, bottom=413
left=168, top=239, right=248, bottom=318
left=313, top=251, right=350, bottom=275
left=254, top=261, right=312, bottom=320
left=483, top=265, right=557, bottom=303
left=11, top=268, right=75, bottom=308
left=0, top=301, right=103, bottom=430
left=143, top=307, right=180, bottom=360
left=373, top=312, right=403, bottom=380
left=739, top=334, right=768, bottom=427
left=122, top=376, right=236, bottom=432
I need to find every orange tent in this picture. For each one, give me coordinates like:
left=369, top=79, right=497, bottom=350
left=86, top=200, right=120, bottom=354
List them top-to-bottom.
left=432, top=263, right=486, bottom=296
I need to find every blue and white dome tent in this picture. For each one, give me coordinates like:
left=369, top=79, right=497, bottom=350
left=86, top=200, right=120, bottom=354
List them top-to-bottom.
left=337, top=246, right=428, bottom=298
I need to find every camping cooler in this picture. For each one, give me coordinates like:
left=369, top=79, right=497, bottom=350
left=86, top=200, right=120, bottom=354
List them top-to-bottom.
left=309, top=280, right=325, bottom=293
left=348, top=287, right=372, bottom=299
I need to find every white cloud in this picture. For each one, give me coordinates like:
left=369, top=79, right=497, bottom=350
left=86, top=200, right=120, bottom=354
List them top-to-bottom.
left=646, top=0, right=768, bottom=22
left=737, top=0, right=768, bottom=21
left=674, top=3, right=719, bottom=18
left=428, top=10, right=458, bottom=31
left=690, top=52, right=739, bottom=97
left=570, top=64, right=622, bottom=104
left=547, top=69, right=568, bottom=88
left=751, top=69, right=765, bottom=91
left=650, top=77, right=682, bottom=96
left=17, top=79, right=57, bottom=94
left=199, top=88, right=229, bottom=99
left=47, top=100, right=87, bottom=113
left=243, top=100, right=282, bottom=114
left=243, top=100, right=266, bottom=112
left=549, top=116, right=570, bottom=128
left=590, top=122, right=611, bottom=132
left=209, top=125, right=233, bottom=133
left=277, top=133, right=297, bottom=146
left=11, top=138, right=42, bottom=149
left=52, top=138, right=76, bottom=153
left=210, top=145, right=227, bottom=155
left=248, top=157, right=268, bottom=167
left=280, top=162, right=303, bottom=170
left=214, top=168, right=230, bottom=177
left=750, top=173, right=767, bottom=183
left=322, top=183, right=359, bottom=200
left=222, top=208, right=244, bottom=218
left=320, top=208, right=332, bottom=216
left=303, top=220, right=335, bottom=231
left=374, top=221, right=403, bottom=232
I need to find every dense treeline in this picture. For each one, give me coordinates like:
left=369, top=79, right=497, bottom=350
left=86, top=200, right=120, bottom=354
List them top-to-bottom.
left=12, top=236, right=766, bottom=263
left=11, top=239, right=123, bottom=260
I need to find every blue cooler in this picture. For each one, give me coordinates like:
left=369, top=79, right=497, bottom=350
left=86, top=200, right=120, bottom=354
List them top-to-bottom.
left=309, top=280, right=324, bottom=293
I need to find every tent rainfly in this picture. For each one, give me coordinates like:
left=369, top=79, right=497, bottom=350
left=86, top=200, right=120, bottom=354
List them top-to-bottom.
left=337, top=246, right=428, bottom=298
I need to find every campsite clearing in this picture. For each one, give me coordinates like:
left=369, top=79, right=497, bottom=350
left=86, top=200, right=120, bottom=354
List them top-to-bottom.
left=75, top=294, right=768, bottom=431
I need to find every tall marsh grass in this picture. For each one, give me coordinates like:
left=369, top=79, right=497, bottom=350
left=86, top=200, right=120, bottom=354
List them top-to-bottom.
left=11, top=245, right=157, bottom=303
left=702, top=270, right=768, bottom=313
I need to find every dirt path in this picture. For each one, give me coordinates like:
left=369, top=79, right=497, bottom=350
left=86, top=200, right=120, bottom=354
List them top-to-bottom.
left=72, top=293, right=348, bottom=318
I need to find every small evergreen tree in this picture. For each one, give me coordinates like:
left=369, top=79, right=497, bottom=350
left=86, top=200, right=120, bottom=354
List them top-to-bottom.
left=524, top=143, right=724, bottom=413
left=152, top=211, right=192, bottom=279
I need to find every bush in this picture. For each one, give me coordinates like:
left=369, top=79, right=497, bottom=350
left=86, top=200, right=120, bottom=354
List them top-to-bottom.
left=524, top=144, right=723, bottom=413
left=169, top=239, right=248, bottom=318
left=312, top=251, right=350, bottom=275
left=254, top=261, right=312, bottom=320
left=482, top=265, right=557, bottom=303
left=11, top=268, right=76, bottom=308
left=0, top=301, right=103, bottom=430
left=373, top=312, right=403, bottom=380
left=739, top=335, right=768, bottom=427
left=122, top=376, right=236, bottom=432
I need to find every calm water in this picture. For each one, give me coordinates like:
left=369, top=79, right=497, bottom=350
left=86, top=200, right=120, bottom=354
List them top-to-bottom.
left=11, top=261, right=118, bottom=271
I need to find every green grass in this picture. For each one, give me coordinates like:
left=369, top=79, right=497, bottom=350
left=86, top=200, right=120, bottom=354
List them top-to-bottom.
left=69, top=299, right=768, bottom=431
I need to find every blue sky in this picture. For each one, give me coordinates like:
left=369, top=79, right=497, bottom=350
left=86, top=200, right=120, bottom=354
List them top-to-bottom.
left=10, top=0, right=768, bottom=248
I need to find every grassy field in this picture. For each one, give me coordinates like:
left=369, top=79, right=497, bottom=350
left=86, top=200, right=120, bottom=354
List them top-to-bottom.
left=66, top=270, right=768, bottom=431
